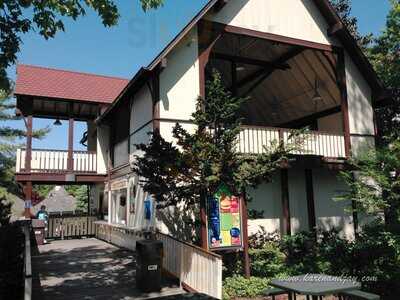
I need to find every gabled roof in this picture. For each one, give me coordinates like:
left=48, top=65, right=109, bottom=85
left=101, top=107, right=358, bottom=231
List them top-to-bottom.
left=98, top=0, right=384, bottom=123
left=15, top=64, right=129, bottom=104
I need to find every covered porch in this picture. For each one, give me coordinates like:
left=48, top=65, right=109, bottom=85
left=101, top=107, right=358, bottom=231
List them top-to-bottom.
left=199, top=20, right=351, bottom=160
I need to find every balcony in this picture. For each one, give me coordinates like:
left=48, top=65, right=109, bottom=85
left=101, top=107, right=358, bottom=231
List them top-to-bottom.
left=237, top=126, right=346, bottom=158
left=16, top=149, right=98, bottom=174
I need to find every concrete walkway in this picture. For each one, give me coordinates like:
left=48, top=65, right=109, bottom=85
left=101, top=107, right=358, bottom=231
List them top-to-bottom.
left=32, top=238, right=184, bottom=300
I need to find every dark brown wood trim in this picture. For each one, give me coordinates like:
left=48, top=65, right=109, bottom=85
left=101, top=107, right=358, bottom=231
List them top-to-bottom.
left=207, top=20, right=335, bottom=52
left=336, top=49, right=351, bottom=157
left=212, top=52, right=290, bottom=70
left=151, top=71, right=161, bottom=131
left=279, top=106, right=341, bottom=128
left=25, top=115, right=33, bottom=172
left=67, top=117, right=75, bottom=171
left=349, top=133, right=376, bottom=138
left=281, top=169, right=291, bottom=235
left=305, top=169, right=317, bottom=232
left=16, top=173, right=106, bottom=184
left=24, top=181, right=33, bottom=218
left=241, top=192, right=250, bottom=278
left=352, top=199, right=359, bottom=239
left=181, top=282, right=198, bottom=293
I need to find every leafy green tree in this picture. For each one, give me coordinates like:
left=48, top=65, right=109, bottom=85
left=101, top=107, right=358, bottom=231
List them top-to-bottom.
left=0, top=0, right=164, bottom=92
left=329, top=0, right=373, bottom=48
left=368, top=0, right=400, bottom=139
left=134, top=71, right=303, bottom=209
left=338, top=137, right=400, bottom=233
left=65, top=185, right=88, bottom=212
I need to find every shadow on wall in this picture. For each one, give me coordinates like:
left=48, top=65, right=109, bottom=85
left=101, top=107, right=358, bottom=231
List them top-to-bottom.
left=156, top=203, right=200, bottom=244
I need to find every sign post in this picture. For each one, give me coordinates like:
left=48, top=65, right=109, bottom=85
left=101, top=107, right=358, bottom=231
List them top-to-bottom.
left=207, top=184, right=244, bottom=250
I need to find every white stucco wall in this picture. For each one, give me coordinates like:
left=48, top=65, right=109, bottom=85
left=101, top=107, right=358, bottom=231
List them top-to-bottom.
left=205, top=0, right=337, bottom=46
left=159, top=27, right=200, bottom=121
left=345, top=51, right=376, bottom=157
left=159, top=121, right=197, bottom=144
left=96, top=124, right=109, bottom=175
left=312, top=168, right=354, bottom=239
left=247, top=173, right=282, bottom=236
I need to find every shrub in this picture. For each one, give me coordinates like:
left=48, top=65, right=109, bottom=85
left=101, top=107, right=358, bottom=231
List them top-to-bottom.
left=249, top=242, right=287, bottom=278
left=222, top=275, right=270, bottom=300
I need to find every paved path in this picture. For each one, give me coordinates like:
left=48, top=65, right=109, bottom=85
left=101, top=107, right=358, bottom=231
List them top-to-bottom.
left=32, top=238, right=184, bottom=300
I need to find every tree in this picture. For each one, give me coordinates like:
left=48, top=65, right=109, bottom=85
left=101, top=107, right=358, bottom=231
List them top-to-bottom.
left=0, top=0, right=164, bottom=93
left=329, top=0, right=373, bottom=48
left=368, top=0, right=400, bottom=139
left=134, top=71, right=303, bottom=210
left=0, top=96, right=49, bottom=200
left=338, top=136, right=400, bottom=233
left=65, top=185, right=89, bottom=212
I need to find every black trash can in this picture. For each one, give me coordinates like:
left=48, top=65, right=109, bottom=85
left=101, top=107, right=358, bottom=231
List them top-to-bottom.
left=136, top=239, right=163, bottom=293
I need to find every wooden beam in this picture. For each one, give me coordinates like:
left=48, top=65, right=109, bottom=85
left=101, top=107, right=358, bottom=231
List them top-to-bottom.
left=208, top=20, right=335, bottom=52
left=328, top=22, right=344, bottom=36
left=238, top=47, right=304, bottom=96
left=337, top=49, right=351, bottom=157
left=212, top=52, right=290, bottom=70
left=67, top=104, right=75, bottom=171
left=279, top=106, right=341, bottom=128
left=25, top=115, right=33, bottom=172
left=281, top=169, right=291, bottom=235
left=305, top=169, right=317, bottom=232
left=24, top=181, right=33, bottom=218
left=241, top=192, right=250, bottom=279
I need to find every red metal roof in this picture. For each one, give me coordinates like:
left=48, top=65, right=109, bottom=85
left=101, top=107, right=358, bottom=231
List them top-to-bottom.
left=15, top=64, right=129, bottom=104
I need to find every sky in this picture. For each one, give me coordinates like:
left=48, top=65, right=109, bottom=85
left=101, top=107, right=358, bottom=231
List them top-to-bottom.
left=5, top=0, right=391, bottom=150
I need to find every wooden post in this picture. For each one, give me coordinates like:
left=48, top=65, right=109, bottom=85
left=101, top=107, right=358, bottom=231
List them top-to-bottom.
left=337, top=49, right=351, bottom=158
left=25, top=115, right=33, bottom=172
left=67, top=117, right=74, bottom=171
left=281, top=169, right=291, bottom=235
left=305, top=169, right=317, bottom=233
left=24, top=181, right=33, bottom=219
left=200, top=189, right=208, bottom=249
left=241, top=192, right=250, bottom=279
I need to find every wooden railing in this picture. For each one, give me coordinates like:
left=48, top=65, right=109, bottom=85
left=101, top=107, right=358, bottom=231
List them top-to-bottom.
left=238, top=126, right=346, bottom=158
left=16, top=149, right=97, bottom=173
left=47, top=215, right=98, bottom=239
left=94, top=222, right=223, bottom=299
left=156, top=232, right=223, bottom=299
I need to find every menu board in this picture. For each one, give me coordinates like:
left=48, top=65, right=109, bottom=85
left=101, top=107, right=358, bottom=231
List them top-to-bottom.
left=207, top=184, right=243, bottom=250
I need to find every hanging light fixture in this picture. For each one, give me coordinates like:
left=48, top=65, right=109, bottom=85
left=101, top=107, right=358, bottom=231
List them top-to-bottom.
left=236, top=64, right=246, bottom=72
left=312, top=78, right=323, bottom=103
left=53, top=118, right=62, bottom=126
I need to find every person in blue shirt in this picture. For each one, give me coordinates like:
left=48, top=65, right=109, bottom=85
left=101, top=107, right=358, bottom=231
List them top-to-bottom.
left=36, top=205, right=49, bottom=243
left=36, top=205, right=49, bottom=222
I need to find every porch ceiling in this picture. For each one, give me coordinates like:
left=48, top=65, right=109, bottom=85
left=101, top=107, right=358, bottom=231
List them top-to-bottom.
left=209, top=33, right=341, bottom=127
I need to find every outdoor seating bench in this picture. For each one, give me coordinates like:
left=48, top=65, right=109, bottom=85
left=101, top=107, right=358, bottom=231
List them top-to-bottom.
left=263, top=287, right=288, bottom=300
left=339, top=289, right=380, bottom=300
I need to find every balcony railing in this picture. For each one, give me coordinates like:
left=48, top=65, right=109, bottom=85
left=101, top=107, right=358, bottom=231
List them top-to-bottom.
left=237, top=126, right=346, bottom=158
left=16, top=149, right=97, bottom=173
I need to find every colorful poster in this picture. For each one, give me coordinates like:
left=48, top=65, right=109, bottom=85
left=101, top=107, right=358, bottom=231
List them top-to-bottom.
left=207, top=184, right=243, bottom=250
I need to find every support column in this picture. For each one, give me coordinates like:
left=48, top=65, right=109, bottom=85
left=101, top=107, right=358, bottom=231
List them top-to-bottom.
left=337, top=49, right=351, bottom=157
left=25, top=115, right=33, bottom=172
left=67, top=117, right=74, bottom=171
left=281, top=169, right=291, bottom=235
left=305, top=169, right=317, bottom=233
left=24, top=181, right=33, bottom=219
left=241, top=192, right=250, bottom=279
left=352, top=199, right=359, bottom=239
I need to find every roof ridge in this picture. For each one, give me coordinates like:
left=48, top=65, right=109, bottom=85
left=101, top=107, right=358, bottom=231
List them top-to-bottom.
left=18, top=64, right=129, bottom=81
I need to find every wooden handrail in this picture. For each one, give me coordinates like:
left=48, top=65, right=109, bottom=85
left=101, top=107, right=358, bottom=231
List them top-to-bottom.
left=156, top=231, right=222, bottom=259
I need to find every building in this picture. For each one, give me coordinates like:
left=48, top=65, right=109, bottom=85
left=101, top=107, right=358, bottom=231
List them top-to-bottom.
left=15, top=0, right=388, bottom=245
